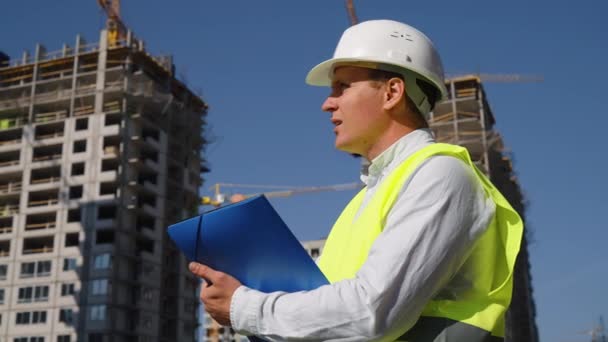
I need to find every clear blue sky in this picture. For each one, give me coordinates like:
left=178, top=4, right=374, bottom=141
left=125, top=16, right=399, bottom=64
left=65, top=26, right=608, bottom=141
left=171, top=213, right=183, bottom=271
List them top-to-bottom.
left=2, top=1, right=607, bottom=340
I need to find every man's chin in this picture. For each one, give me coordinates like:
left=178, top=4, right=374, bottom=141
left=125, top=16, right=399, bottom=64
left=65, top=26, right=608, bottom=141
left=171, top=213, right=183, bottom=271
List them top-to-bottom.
left=335, top=143, right=362, bottom=158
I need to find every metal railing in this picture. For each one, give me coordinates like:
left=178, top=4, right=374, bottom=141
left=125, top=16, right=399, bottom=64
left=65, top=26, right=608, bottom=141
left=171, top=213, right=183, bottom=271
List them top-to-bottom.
left=34, top=109, right=68, bottom=123
left=35, top=132, right=64, bottom=140
left=0, top=138, right=22, bottom=145
left=32, top=154, right=62, bottom=162
left=30, top=176, right=60, bottom=185
left=0, top=181, right=22, bottom=193
left=28, top=198, right=59, bottom=207
left=25, top=221, right=56, bottom=231
left=22, top=246, right=54, bottom=255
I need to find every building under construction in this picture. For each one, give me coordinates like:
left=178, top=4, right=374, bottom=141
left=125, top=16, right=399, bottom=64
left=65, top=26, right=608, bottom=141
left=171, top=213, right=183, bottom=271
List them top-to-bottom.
left=0, top=28, right=207, bottom=341
left=428, top=75, right=539, bottom=342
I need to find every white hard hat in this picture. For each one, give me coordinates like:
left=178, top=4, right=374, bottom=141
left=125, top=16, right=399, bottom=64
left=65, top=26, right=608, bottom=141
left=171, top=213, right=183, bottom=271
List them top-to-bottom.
left=306, top=20, right=448, bottom=115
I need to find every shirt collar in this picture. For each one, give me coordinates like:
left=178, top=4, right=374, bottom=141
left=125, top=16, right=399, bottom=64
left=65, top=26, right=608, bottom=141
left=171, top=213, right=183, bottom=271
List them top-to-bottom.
left=360, top=129, right=435, bottom=186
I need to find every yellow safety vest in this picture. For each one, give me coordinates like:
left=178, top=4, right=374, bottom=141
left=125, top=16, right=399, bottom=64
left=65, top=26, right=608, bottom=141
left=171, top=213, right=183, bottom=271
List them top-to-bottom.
left=318, top=143, right=523, bottom=341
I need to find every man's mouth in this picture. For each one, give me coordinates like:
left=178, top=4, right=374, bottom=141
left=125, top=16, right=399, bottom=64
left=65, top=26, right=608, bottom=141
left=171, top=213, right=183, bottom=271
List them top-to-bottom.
left=332, top=119, right=342, bottom=134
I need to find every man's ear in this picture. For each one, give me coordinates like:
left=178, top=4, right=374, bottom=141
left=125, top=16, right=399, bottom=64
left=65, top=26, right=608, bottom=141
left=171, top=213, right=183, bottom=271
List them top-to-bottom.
left=383, top=77, right=406, bottom=111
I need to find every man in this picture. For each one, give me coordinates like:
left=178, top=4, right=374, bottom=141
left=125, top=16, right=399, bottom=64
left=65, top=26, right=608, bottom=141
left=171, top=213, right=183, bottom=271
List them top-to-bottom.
left=190, top=20, right=523, bottom=341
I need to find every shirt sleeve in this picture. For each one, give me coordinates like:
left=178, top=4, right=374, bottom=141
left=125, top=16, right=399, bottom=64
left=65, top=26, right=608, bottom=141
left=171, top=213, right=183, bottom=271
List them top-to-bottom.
left=230, top=156, right=496, bottom=341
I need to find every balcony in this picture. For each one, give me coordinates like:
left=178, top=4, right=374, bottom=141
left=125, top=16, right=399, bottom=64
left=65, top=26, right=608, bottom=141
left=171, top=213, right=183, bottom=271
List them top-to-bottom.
left=103, top=100, right=121, bottom=115
left=74, top=104, right=94, bottom=117
left=34, top=109, right=68, bottom=124
left=34, top=121, right=64, bottom=141
left=0, top=127, right=23, bottom=150
left=32, top=144, right=62, bottom=163
left=0, top=150, right=20, bottom=170
left=30, top=166, right=61, bottom=186
left=0, top=180, right=21, bottom=195
left=28, top=189, right=60, bottom=208
left=25, top=212, right=57, bottom=231
left=0, top=217, right=12, bottom=235
left=22, top=236, right=54, bottom=255
left=0, top=240, right=9, bottom=257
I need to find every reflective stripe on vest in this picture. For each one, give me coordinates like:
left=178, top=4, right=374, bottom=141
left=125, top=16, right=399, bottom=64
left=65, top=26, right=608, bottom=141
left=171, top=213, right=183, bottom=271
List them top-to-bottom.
left=317, top=143, right=523, bottom=341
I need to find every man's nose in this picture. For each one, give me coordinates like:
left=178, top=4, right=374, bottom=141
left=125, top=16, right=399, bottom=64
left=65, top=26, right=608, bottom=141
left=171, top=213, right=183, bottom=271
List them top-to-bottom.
left=322, top=96, right=338, bottom=112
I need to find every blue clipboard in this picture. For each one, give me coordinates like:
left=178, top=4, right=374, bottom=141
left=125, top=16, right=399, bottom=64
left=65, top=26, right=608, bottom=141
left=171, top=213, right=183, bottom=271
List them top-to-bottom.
left=167, top=195, right=329, bottom=340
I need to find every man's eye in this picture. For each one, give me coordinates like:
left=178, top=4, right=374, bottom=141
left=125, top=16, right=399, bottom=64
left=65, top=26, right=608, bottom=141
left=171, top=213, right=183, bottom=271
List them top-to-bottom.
left=339, top=82, right=349, bottom=89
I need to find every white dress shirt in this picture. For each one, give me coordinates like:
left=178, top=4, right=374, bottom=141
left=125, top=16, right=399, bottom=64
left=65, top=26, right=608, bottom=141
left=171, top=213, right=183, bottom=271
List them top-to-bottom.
left=230, top=129, right=496, bottom=341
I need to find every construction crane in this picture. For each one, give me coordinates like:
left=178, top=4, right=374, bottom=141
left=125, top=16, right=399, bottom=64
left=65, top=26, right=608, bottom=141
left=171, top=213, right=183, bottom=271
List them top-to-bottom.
left=97, top=0, right=129, bottom=46
left=345, top=0, right=359, bottom=26
left=445, top=73, right=544, bottom=83
left=201, top=182, right=363, bottom=207
left=580, top=316, right=607, bottom=342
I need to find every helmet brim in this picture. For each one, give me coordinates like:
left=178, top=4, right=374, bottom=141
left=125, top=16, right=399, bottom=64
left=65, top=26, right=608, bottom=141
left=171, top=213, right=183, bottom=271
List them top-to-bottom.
left=305, top=57, right=448, bottom=101
left=305, top=57, right=382, bottom=86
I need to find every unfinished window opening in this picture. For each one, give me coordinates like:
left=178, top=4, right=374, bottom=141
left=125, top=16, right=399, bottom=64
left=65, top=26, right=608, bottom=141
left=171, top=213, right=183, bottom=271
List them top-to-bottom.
left=105, top=113, right=122, bottom=126
left=75, top=117, right=88, bottom=130
left=142, top=127, right=160, bottom=141
left=73, top=140, right=87, bottom=153
left=142, top=149, right=159, bottom=163
left=101, top=159, right=119, bottom=172
left=71, top=162, right=85, bottom=176
left=138, top=172, right=157, bottom=186
left=99, top=182, right=117, bottom=196
left=69, top=185, right=83, bottom=199
left=138, top=194, right=156, bottom=208
left=97, top=205, right=116, bottom=220
left=67, top=209, right=81, bottom=223
left=137, top=215, right=155, bottom=232
left=96, top=230, right=115, bottom=245
left=65, top=233, right=79, bottom=247
left=136, top=237, right=154, bottom=254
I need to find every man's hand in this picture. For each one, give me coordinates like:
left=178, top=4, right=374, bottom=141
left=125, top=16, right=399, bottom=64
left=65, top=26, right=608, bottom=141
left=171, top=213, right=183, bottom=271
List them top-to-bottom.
left=189, top=262, right=242, bottom=326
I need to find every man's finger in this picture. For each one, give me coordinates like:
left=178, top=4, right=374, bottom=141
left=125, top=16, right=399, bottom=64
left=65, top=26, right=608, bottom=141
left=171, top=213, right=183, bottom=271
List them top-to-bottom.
left=189, top=262, right=219, bottom=284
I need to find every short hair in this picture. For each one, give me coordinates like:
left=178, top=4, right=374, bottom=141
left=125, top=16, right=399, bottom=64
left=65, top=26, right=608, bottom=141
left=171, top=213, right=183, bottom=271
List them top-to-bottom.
left=367, top=68, right=439, bottom=127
